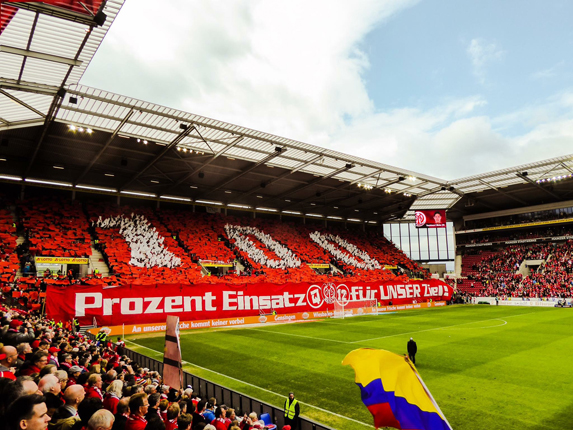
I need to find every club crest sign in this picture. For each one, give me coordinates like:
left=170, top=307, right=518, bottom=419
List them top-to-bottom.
left=306, top=283, right=350, bottom=308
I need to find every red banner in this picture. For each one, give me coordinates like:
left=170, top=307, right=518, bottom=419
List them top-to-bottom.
left=46, top=280, right=452, bottom=326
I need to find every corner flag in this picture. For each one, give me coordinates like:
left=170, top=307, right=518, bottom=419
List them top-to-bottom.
left=163, top=316, right=182, bottom=390
left=342, top=348, right=452, bottom=430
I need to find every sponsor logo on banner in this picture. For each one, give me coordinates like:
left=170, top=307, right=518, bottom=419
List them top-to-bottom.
left=36, top=256, right=89, bottom=265
left=87, top=302, right=448, bottom=336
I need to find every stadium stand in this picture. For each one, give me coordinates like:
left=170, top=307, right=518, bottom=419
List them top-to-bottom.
left=0, top=197, right=432, bottom=290
left=18, top=198, right=92, bottom=258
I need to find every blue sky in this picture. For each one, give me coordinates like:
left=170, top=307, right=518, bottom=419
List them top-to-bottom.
left=83, top=0, right=573, bottom=180
left=363, top=0, right=572, bottom=124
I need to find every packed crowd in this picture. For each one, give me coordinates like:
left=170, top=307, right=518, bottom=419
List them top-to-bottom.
left=0, top=197, right=430, bottom=289
left=18, top=199, right=92, bottom=258
left=95, top=215, right=181, bottom=269
left=225, top=225, right=301, bottom=270
left=309, top=232, right=381, bottom=271
left=459, top=242, right=573, bottom=299
left=0, top=308, right=293, bottom=430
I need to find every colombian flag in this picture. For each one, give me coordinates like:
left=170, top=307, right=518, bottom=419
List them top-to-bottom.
left=342, top=348, right=452, bottom=430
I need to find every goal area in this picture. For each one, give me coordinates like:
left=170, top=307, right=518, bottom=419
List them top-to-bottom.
left=333, top=299, right=378, bottom=319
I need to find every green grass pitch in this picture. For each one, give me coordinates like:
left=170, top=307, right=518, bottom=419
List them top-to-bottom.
left=125, top=305, right=573, bottom=430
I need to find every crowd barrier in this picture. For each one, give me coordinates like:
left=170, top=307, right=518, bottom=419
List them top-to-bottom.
left=123, top=347, right=335, bottom=430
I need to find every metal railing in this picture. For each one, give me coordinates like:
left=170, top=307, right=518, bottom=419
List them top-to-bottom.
left=123, top=348, right=336, bottom=430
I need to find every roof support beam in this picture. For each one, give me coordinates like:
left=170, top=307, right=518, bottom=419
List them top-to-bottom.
left=6, top=2, right=106, bottom=27
left=16, top=11, right=39, bottom=83
left=1, top=45, right=83, bottom=67
left=0, top=78, right=59, bottom=96
left=23, top=88, right=65, bottom=178
left=66, top=88, right=444, bottom=187
left=0, top=89, right=46, bottom=118
left=74, top=108, right=136, bottom=185
left=0, top=119, right=44, bottom=131
left=121, top=125, right=196, bottom=191
left=164, top=134, right=245, bottom=192
left=198, top=148, right=286, bottom=197
left=238, top=154, right=324, bottom=199
left=560, top=162, right=573, bottom=174
left=268, top=163, right=354, bottom=204
left=288, top=168, right=387, bottom=209
left=516, top=172, right=561, bottom=200
left=324, top=175, right=409, bottom=209
left=477, top=179, right=527, bottom=205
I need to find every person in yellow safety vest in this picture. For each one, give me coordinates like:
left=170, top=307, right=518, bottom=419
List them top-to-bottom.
left=56, top=321, right=63, bottom=329
left=96, top=329, right=108, bottom=346
left=284, top=392, right=300, bottom=430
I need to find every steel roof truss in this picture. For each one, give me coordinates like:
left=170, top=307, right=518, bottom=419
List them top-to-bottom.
left=6, top=2, right=106, bottom=27
left=16, top=11, right=39, bottom=83
left=0, top=45, right=83, bottom=68
left=0, top=89, right=46, bottom=118
left=24, top=89, right=65, bottom=177
left=74, top=107, right=136, bottom=185
left=120, top=124, right=195, bottom=190
left=165, top=134, right=245, bottom=191
left=201, top=148, right=286, bottom=196
left=238, top=154, right=324, bottom=199
left=269, top=163, right=352, bottom=203
left=516, top=172, right=561, bottom=200
left=478, top=179, right=526, bottom=205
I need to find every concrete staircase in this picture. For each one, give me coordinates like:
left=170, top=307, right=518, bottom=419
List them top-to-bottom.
left=15, top=235, right=25, bottom=277
left=89, top=246, right=110, bottom=276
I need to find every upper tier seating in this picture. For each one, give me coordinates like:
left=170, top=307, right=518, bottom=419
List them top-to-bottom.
left=19, top=198, right=92, bottom=257
left=88, top=204, right=199, bottom=285
left=0, top=208, right=19, bottom=283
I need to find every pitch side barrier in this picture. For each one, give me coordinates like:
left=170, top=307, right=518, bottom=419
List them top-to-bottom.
left=122, top=347, right=335, bottom=430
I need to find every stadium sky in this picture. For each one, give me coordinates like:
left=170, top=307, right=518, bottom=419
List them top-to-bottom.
left=82, top=0, right=573, bottom=180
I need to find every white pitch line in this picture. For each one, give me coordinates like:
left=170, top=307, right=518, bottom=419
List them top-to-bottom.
left=231, top=311, right=536, bottom=346
left=350, top=311, right=536, bottom=344
left=439, top=319, right=508, bottom=330
left=244, top=327, right=351, bottom=344
left=124, top=339, right=374, bottom=428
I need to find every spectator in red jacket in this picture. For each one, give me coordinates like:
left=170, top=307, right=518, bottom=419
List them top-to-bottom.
left=86, top=374, right=104, bottom=401
left=125, top=393, right=149, bottom=430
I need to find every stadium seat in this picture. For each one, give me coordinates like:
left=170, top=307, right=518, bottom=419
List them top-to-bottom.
left=259, top=413, right=276, bottom=429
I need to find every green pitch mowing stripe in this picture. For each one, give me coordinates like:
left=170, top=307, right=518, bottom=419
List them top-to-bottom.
left=127, top=305, right=573, bottom=430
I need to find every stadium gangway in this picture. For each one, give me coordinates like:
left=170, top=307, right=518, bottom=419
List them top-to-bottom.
left=123, top=348, right=336, bottom=430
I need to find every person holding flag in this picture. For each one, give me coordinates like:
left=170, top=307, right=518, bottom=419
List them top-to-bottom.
left=343, top=348, right=451, bottom=430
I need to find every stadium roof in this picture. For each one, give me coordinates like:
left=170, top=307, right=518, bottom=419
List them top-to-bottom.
left=1, top=0, right=572, bottom=224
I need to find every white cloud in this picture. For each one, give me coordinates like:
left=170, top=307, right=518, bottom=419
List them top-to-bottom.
left=84, top=0, right=420, bottom=143
left=82, top=2, right=573, bottom=182
left=466, top=38, right=504, bottom=84
left=531, top=61, right=564, bottom=80
left=328, top=90, right=573, bottom=179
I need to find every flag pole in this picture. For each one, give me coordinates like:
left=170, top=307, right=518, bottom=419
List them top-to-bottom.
left=405, top=357, right=453, bottom=430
